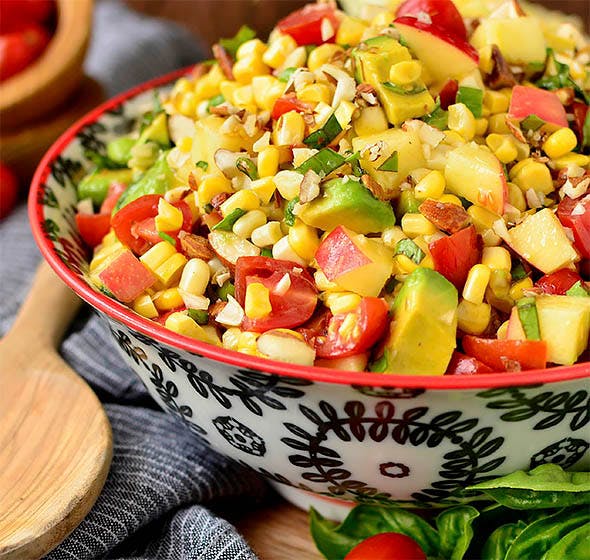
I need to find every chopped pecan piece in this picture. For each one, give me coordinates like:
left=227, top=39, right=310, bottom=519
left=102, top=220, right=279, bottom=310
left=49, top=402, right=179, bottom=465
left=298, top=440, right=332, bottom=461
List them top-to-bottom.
left=212, top=43, right=234, bottom=80
left=487, top=45, right=517, bottom=89
left=299, top=170, right=321, bottom=203
left=188, top=172, right=198, bottom=191
left=361, top=174, right=386, bottom=200
left=210, top=192, right=232, bottom=209
left=419, top=199, right=471, bottom=234
left=178, top=231, right=215, bottom=260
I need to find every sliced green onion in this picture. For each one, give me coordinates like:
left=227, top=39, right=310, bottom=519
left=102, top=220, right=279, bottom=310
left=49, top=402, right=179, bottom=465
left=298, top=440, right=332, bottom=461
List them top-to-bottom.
left=219, top=25, right=256, bottom=59
left=278, top=67, right=297, bottom=82
left=382, top=82, right=427, bottom=96
left=456, top=86, right=483, bottom=118
left=207, top=94, right=225, bottom=110
left=423, top=102, right=448, bottom=130
left=303, top=113, right=343, bottom=149
left=520, top=115, right=545, bottom=132
left=296, top=148, right=345, bottom=177
left=378, top=151, right=398, bottom=172
left=236, top=157, right=259, bottom=180
left=196, top=160, right=209, bottom=171
left=284, top=196, right=299, bottom=227
left=212, top=208, right=246, bottom=231
left=158, top=232, right=176, bottom=245
left=395, top=238, right=425, bottom=264
left=260, top=248, right=273, bottom=258
left=511, top=262, right=527, bottom=281
left=218, top=280, right=235, bottom=301
left=566, top=281, right=589, bottom=297
left=516, top=297, right=541, bottom=340
left=188, top=308, right=209, bottom=325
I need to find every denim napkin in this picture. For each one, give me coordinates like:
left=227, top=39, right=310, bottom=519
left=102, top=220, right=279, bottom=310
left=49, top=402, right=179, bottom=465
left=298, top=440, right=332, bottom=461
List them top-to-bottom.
left=0, top=2, right=270, bottom=558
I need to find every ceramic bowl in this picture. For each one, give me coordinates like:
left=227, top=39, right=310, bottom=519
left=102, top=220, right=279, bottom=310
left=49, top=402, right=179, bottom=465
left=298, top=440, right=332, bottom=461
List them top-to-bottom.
left=29, top=69, right=590, bottom=517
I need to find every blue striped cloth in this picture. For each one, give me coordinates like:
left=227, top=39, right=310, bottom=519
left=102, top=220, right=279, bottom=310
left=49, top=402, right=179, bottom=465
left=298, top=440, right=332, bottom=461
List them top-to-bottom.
left=0, top=2, right=270, bottom=558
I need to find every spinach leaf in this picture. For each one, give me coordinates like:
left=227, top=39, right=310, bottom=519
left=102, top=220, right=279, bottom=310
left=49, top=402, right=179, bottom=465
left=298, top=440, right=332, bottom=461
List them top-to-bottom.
left=219, top=25, right=256, bottom=59
left=467, top=464, right=590, bottom=509
left=435, top=505, right=479, bottom=560
left=504, top=506, right=589, bottom=560
left=481, top=521, right=528, bottom=560
left=542, top=521, right=590, bottom=560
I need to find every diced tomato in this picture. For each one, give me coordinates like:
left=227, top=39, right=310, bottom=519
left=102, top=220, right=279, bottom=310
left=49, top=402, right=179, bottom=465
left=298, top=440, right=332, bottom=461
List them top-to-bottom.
left=396, top=0, right=467, bottom=40
left=276, top=3, right=339, bottom=46
left=0, top=22, right=51, bottom=81
left=438, top=78, right=458, bottom=110
left=508, top=85, right=568, bottom=128
left=271, top=94, right=313, bottom=121
left=571, top=101, right=588, bottom=147
left=100, top=181, right=127, bottom=214
left=112, top=194, right=162, bottom=254
left=557, top=195, right=590, bottom=258
left=75, top=213, right=112, bottom=248
left=429, top=225, right=481, bottom=290
left=98, top=250, right=156, bottom=303
left=235, top=256, right=318, bottom=332
left=536, top=268, right=582, bottom=295
left=316, top=297, right=389, bottom=358
left=297, top=307, right=332, bottom=346
left=462, top=336, right=547, bottom=371
left=446, top=351, right=493, bottom=374
left=345, top=533, right=426, bottom=560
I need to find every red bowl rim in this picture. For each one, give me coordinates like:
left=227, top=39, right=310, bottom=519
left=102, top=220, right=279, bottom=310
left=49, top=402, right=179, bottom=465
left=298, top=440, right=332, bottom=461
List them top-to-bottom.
left=29, top=67, right=590, bottom=390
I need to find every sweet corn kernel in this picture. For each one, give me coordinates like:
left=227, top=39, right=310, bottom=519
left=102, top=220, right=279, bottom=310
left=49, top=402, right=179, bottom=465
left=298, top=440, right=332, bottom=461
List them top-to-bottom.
left=371, top=9, right=394, bottom=27
left=335, top=15, right=368, bottom=46
left=262, top=34, right=297, bottom=69
left=236, top=38, right=267, bottom=60
left=307, top=43, right=344, bottom=72
left=478, top=45, right=494, bottom=74
left=281, top=46, right=307, bottom=71
left=232, top=56, right=270, bottom=84
left=388, top=60, right=422, bottom=85
left=194, top=65, right=225, bottom=99
left=251, top=75, right=285, bottom=111
left=172, top=77, right=193, bottom=95
left=219, top=80, right=240, bottom=103
left=298, top=83, right=332, bottom=105
left=232, top=84, right=256, bottom=112
left=483, top=90, right=510, bottom=114
left=177, top=92, right=197, bottom=116
left=448, top=103, right=476, bottom=141
left=354, top=106, right=389, bottom=136
left=272, top=110, right=306, bottom=146
left=487, top=113, right=510, bottom=134
left=475, top=118, right=489, bottom=137
left=542, top=127, right=578, bottom=159
left=444, top=130, right=467, bottom=147
left=486, top=133, right=518, bottom=164
left=178, top=136, right=193, bottom=153
left=257, top=146, right=280, bottom=178
left=552, top=153, right=590, bottom=169
left=509, top=159, right=554, bottom=194
left=274, top=170, right=302, bottom=200
left=414, top=170, right=446, bottom=200
left=197, top=174, right=233, bottom=206
left=248, top=177, right=277, bottom=204
left=507, top=182, right=526, bottom=212
left=219, top=189, right=260, bottom=216
left=438, top=194, right=463, bottom=206
left=155, top=198, right=184, bottom=232
left=468, top=205, right=501, bottom=232
left=232, top=209, right=267, bottom=239
left=401, top=213, right=438, bottom=237
left=288, top=220, right=320, bottom=262
left=251, top=221, right=283, bottom=247
left=381, top=226, right=407, bottom=248
left=482, top=229, right=502, bottom=247
left=272, top=235, right=307, bottom=265
left=140, top=241, right=177, bottom=272
left=90, top=243, right=125, bottom=273
left=482, top=246, right=512, bottom=271
left=154, top=252, right=188, bottom=288
left=395, top=254, right=419, bottom=274
left=421, top=254, right=434, bottom=269
left=179, top=258, right=210, bottom=296
left=463, top=264, right=491, bottom=304
left=489, top=268, right=511, bottom=298
left=314, top=270, right=339, bottom=291
left=509, top=277, right=534, bottom=300
left=245, top=282, right=272, bottom=319
left=154, top=287, right=184, bottom=311
left=324, top=292, right=362, bottom=315
left=132, top=293, right=158, bottom=319
left=457, top=300, right=491, bottom=335
left=165, top=312, right=219, bottom=344
left=222, top=327, right=241, bottom=350
left=237, top=331, right=260, bottom=354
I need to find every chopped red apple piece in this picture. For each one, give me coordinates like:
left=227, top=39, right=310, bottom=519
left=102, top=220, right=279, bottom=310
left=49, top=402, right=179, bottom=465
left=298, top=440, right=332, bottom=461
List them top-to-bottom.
left=395, top=0, right=467, bottom=40
left=508, top=85, right=568, bottom=129
left=98, top=250, right=156, bottom=303
left=505, top=307, right=526, bottom=341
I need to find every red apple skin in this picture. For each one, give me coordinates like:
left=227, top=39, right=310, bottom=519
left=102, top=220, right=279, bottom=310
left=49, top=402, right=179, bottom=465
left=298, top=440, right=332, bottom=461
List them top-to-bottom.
left=396, top=0, right=467, bottom=40
left=394, top=17, right=479, bottom=62
left=508, top=85, right=569, bottom=128
left=315, top=226, right=371, bottom=281
left=506, top=307, right=526, bottom=340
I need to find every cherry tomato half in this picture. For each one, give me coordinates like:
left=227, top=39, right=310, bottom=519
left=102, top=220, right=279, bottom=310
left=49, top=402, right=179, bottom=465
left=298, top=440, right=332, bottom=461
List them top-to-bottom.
left=396, top=0, right=467, bottom=40
left=276, top=3, right=339, bottom=46
left=0, top=22, right=51, bottom=81
left=271, top=94, right=313, bottom=121
left=0, top=163, right=19, bottom=219
left=100, top=181, right=128, bottom=215
left=112, top=194, right=162, bottom=255
left=75, top=213, right=112, bottom=248
left=235, top=256, right=318, bottom=332
left=536, top=268, right=582, bottom=295
left=316, top=297, right=389, bottom=358
left=462, top=336, right=547, bottom=371
left=446, top=351, right=493, bottom=374
left=345, top=532, right=426, bottom=560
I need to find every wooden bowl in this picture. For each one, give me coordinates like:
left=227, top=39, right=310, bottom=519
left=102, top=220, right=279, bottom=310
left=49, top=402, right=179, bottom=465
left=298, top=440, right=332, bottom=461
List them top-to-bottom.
left=0, top=0, right=93, bottom=130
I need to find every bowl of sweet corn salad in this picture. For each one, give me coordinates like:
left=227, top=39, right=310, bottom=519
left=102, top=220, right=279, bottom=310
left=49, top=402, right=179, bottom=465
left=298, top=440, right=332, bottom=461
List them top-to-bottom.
left=31, top=0, right=589, bottom=509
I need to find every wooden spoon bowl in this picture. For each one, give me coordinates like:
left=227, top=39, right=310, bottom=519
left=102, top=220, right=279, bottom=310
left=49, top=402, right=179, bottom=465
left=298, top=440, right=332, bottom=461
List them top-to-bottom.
left=0, top=262, right=112, bottom=560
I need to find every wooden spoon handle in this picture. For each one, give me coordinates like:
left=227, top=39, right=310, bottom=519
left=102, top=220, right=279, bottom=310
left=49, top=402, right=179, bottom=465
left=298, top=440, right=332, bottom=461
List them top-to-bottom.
left=7, top=260, right=82, bottom=349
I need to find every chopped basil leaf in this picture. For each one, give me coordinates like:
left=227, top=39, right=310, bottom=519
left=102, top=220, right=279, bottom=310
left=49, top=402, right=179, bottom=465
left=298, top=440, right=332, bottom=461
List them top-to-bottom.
left=219, top=25, right=256, bottom=59
left=536, top=49, right=590, bottom=104
left=526, top=60, right=546, bottom=75
left=278, top=67, right=297, bottom=82
left=382, top=81, right=427, bottom=95
left=456, top=86, right=483, bottom=118
left=207, top=94, right=225, bottom=110
left=423, top=102, right=448, bottom=130
left=303, top=113, right=343, bottom=149
left=521, top=115, right=545, bottom=131
left=296, top=147, right=346, bottom=177
left=344, top=151, right=364, bottom=177
left=378, top=151, right=398, bottom=172
left=236, top=157, right=259, bottom=180
left=196, top=160, right=209, bottom=171
left=284, top=196, right=299, bottom=227
left=212, top=208, right=246, bottom=231
left=158, top=231, right=177, bottom=246
left=395, top=238, right=425, bottom=264
left=260, top=248, right=273, bottom=258
left=511, top=262, right=527, bottom=281
left=218, top=280, right=235, bottom=301
left=566, top=281, right=589, bottom=297
left=517, top=297, right=541, bottom=340
left=188, top=308, right=209, bottom=325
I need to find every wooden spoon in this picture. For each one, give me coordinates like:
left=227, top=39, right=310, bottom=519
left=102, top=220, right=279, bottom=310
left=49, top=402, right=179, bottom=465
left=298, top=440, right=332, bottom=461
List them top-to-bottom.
left=0, top=261, right=112, bottom=560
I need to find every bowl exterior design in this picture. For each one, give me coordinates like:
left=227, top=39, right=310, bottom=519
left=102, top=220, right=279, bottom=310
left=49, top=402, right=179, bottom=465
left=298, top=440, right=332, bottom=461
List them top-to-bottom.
left=31, top=72, right=590, bottom=507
